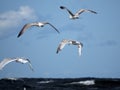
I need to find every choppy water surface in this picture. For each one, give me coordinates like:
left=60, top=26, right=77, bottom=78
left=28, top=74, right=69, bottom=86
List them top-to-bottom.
left=0, top=77, right=120, bottom=90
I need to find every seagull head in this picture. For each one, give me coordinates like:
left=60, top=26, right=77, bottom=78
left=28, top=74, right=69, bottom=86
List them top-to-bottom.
left=37, top=22, right=45, bottom=27
left=62, top=39, right=69, bottom=43
left=68, top=41, right=72, bottom=44
left=16, top=58, right=29, bottom=64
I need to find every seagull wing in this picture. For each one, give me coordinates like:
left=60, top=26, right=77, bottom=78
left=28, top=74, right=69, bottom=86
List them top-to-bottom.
left=60, top=6, right=74, bottom=17
left=75, top=9, right=97, bottom=16
left=75, top=9, right=86, bottom=16
left=87, top=9, right=97, bottom=14
left=17, top=23, right=37, bottom=38
left=46, top=23, right=60, bottom=34
left=56, top=40, right=69, bottom=54
left=78, top=44, right=83, bottom=56
left=0, top=58, right=16, bottom=70
left=17, top=58, right=34, bottom=71
left=23, top=59, right=34, bottom=71
left=27, top=62, right=34, bottom=72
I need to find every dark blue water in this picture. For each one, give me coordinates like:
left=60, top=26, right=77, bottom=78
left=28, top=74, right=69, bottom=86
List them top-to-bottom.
left=0, top=77, right=120, bottom=90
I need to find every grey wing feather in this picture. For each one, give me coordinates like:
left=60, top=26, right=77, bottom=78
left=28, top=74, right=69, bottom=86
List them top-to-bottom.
left=60, top=6, right=74, bottom=16
left=75, top=9, right=97, bottom=16
left=75, top=9, right=86, bottom=16
left=87, top=9, right=97, bottom=14
left=17, top=23, right=35, bottom=38
left=47, top=23, right=60, bottom=34
left=56, top=41, right=68, bottom=54
left=56, top=43, right=63, bottom=54
left=78, top=45, right=82, bottom=56
left=0, top=59, right=16, bottom=70
left=25, top=59, right=34, bottom=71
left=27, top=62, right=34, bottom=71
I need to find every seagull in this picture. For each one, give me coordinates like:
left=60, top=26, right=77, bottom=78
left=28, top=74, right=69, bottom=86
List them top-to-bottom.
left=60, top=6, right=97, bottom=19
left=17, top=22, right=60, bottom=38
left=56, top=39, right=83, bottom=56
left=0, top=57, right=34, bottom=71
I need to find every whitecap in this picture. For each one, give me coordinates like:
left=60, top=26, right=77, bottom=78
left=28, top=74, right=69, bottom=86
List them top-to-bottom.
left=3, top=77, right=18, bottom=81
left=37, top=80, right=54, bottom=84
left=70, top=80, right=95, bottom=85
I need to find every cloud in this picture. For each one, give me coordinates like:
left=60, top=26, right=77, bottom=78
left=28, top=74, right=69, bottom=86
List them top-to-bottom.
left=0, top=6, right=38, bottom=39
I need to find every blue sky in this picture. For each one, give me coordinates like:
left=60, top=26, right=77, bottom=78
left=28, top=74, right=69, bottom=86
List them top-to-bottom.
left=0, top=0, right=120, bottom=78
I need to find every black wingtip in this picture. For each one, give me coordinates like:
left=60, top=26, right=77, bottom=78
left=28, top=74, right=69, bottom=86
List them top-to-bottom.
left=60, top=6, right=65, bottom=9
left=89, top=10, right=97, bottom=14
left=93, top=11, right=97, bottom=14
left=55, top=29, right=60, bottom=34
left=57, top=30, right=60, bottom=34
left=17, top=31, right=23, bottom=38
left=17, top=34, right=21, bottom=38
left=17, top=35, right=20, bottom=38
left=56, top=50, right=59, bottom=54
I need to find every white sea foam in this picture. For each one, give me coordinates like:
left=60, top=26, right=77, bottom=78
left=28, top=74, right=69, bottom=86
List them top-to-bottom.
left=3, top=78, right=18, bottom=81
left=37, top=80, right=54, bottom=84
left=70, top=80, right=95, bottom=85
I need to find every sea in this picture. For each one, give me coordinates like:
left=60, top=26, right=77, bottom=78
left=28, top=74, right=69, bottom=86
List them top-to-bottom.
left=0, top=77, right=120, bottom=90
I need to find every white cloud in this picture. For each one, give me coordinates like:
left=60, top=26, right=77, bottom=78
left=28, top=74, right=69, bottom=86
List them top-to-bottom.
left=0, top=6, right=38, bottom=39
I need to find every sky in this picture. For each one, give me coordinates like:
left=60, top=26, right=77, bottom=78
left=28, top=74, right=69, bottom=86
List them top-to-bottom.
left=0, top=0, right=120, bottom=78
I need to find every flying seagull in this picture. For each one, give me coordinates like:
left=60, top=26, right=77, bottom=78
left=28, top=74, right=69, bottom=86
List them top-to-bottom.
left=60, top=6, right=97, bottom=19
left=17, top=22, right=60, bottom=38
left=56, top=39, right=83, bottom=56
left=0, top=57, right=34, bottom=71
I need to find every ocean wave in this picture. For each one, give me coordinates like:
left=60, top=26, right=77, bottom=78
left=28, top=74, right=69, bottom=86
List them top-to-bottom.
left=0, top=77, right=120, bottom=90
left=37, top=80, right=54, bottom=84
left=69, top=80, right=95, bottom=85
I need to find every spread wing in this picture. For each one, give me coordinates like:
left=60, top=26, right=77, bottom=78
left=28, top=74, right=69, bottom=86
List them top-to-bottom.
left=60, top=6, right=74, bottom=16
left=75, top=9, right=97, bottom=16
left=87, top=9, right=97, bottom=14
left=17, top=23, right=37, bottom=38
left=46, top=23, right=60, bottom=34
left=56, top=40, right=69, bottom=54
left=78, top=43, right=83, bottom=56
left=0, top=58, right=16, bottom=70
left=16, top=58, right=34, bottom=71
left=24, top=59, right=34, bottom=71
left=27, top=62, right=34, bottom=71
